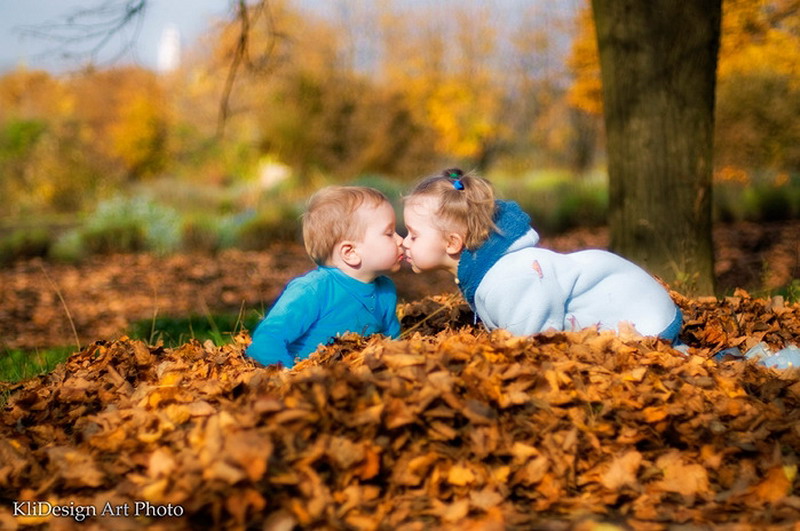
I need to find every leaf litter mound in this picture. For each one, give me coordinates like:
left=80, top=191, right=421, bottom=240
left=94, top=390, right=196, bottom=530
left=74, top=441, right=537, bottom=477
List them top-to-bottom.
left=2, top=291, right=800, bottom=530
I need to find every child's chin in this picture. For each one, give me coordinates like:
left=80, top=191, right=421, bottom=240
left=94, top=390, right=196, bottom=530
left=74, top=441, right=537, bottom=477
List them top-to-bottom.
left=401, top=258, right=425, bottom=274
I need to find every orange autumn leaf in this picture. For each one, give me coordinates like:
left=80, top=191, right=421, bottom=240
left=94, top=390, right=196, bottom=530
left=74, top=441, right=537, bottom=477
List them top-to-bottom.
left=642, top=406, right=669, bottom=423
left=355, top=445, right=381, bottom=480
left=600, top=450, right=643, bottom=490
left=654, top=452, right=712, bottom=497
left=448, top=463, right=478, bottom=487
left=750, top=465, right=796, bottom=504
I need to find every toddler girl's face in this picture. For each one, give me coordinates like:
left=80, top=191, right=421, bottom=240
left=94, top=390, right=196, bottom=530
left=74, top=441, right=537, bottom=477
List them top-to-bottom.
left=402, top=196, right=455, bottom=273
left=355, top=200, right=404, bottom=275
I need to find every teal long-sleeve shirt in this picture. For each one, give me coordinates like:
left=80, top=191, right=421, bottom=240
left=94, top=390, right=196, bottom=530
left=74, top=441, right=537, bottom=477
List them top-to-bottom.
left=247, top=266, right=401, bottom=368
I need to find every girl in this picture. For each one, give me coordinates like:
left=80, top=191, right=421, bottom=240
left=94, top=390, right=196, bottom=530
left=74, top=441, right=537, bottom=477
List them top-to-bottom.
left=402, top=168, right=683, bottom=342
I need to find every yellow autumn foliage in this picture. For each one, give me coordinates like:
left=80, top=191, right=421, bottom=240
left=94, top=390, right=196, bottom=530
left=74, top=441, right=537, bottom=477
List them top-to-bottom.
left=567, top=0, right=800, bottom=113
left=718, top=0, right=800, bottom=88
left=566, top=3, right=603, bottom=116
left=425, top=80, right=501, bottom=159
left=109, top=89, right=168, bottom=177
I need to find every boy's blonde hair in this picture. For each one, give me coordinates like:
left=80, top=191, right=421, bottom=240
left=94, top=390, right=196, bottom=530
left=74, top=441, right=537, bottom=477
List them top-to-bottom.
left=405, top=168, right=496, bottom=250
left=303, top=186, right=390, bottom=264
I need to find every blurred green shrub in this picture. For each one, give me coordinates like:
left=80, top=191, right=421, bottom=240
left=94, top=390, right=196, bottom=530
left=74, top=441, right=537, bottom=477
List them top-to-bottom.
left=715, top=73, right=800, bottom=175
left=0, top=117, right=106, bottom=216
left=0, top=119, right=47, bottom=158
left=29, top=167, right=800, bottom=267
left=496, top=168, right=798, bottom=233
left=495, top=171, right=608, bottom=235
left=714, top=171, right=799, bottom=223
left=349, top=174, right=406, bottom=204
left=713, top=182, right=741, bottom=223
left=552, top=183, right=608, bottom=232
left=744, top=185, right=792, bottom=222
left=50, top=196, right=181, bottom=260
left=82, top=196, right=181, bottom=255
left=234, top=203, right=303, bottom=250
left=217, top=213, right=248, bottom=250
left=181, top=215, right=223, bottom=254
left=82, top=219, right=148, bottom=255
left=0, top=228, right=53, bottom=265
left=49, top=230, right=84, bottom=263
left=781, top=279, right=800, bottom=304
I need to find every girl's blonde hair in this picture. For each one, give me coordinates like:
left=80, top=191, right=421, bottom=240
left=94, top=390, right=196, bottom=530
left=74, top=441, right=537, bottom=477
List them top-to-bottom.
left=405, top=168, right=496, bottom=250
left=302, top=186, right=389, bottom=264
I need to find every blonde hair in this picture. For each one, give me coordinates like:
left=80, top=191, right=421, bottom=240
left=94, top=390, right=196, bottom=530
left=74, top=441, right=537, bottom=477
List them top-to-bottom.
left=405, top=168, right=496, bottom=250
left=302, top=186, right=389, bottom=264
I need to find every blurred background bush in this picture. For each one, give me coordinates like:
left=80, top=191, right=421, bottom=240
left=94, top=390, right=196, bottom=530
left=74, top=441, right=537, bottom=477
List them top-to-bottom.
left=0, top=0, right=797, bottom=265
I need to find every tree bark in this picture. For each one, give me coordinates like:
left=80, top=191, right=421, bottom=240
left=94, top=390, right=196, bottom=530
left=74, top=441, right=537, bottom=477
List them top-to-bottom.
left=592, top=0, right=721, bottom=295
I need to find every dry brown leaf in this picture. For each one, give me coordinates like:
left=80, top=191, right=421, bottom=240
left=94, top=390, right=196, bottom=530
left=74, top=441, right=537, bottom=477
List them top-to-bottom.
left=600, top=450, right=643, bottom=490
left=653, top=452, right=711, bottom=498
left=448, top=463, right=478, bottom=487
left=750, top=465, right=796, bottom=504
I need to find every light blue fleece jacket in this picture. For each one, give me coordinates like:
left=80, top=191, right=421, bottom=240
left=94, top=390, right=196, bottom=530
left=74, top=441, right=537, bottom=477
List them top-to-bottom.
left=458, top=201, right=681, bottom=341
left=247, top=266, right=400, bottom=368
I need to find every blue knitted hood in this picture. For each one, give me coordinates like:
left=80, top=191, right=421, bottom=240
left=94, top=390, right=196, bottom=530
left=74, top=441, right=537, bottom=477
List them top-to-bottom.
left=457, top=200, right=534, bottom=308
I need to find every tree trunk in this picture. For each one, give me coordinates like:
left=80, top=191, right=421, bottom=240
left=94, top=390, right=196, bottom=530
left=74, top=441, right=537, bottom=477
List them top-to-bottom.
left=592, top=0, right=721, bottom=295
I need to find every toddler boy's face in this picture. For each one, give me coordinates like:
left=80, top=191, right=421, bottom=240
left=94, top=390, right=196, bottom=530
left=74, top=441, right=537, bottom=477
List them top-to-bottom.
left=354, top=200, right=404, bottom=276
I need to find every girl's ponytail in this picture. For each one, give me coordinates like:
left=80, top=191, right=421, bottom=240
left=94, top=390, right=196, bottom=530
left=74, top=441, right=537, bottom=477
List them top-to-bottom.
left=443, top=168, right=465, bottom=189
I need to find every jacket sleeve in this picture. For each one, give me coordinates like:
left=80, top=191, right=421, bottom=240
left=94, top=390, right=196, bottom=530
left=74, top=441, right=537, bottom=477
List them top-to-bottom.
left=475, top=264, right=567, bottom=337
left=246, top=281, right=320, bottom=368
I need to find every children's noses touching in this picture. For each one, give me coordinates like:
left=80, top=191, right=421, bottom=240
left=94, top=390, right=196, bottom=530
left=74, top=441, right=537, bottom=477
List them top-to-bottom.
left=401, top=233, right=412, bottom=254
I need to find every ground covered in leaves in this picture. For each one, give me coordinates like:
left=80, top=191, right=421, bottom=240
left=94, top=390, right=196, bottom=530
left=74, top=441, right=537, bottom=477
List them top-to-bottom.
left=1, top=220, right=797, bottom=350
left=0, top=246, right=454, bottom=350
left=2, top=290, right=800, bottom=530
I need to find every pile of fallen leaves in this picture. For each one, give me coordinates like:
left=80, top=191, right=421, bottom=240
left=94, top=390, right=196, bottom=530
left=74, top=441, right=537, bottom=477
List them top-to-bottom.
left=679, top=288, right=800, bottom=354
left=1, top=291, right=800, bottom=530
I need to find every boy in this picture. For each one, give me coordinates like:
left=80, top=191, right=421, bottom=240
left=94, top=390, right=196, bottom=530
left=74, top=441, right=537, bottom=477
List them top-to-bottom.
left=247, top=186, right=404, bottom=368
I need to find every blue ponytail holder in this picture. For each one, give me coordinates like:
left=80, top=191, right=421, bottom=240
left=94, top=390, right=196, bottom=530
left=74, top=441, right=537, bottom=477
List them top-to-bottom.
left=449, top=172, right=464, bottom=190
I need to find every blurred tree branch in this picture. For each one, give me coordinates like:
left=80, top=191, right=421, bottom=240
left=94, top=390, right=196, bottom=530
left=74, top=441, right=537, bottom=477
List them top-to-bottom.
left=19, top=0, right=285, bottom=138
left=19, top=0, right=147, bottom=65
left=217, top=0, right=285, bottom=137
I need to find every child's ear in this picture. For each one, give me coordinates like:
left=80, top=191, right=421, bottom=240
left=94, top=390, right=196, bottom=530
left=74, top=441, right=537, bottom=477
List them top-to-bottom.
left=444, top=233, right=465, bottom=254
left=337, top=241, right=362, bottom=267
